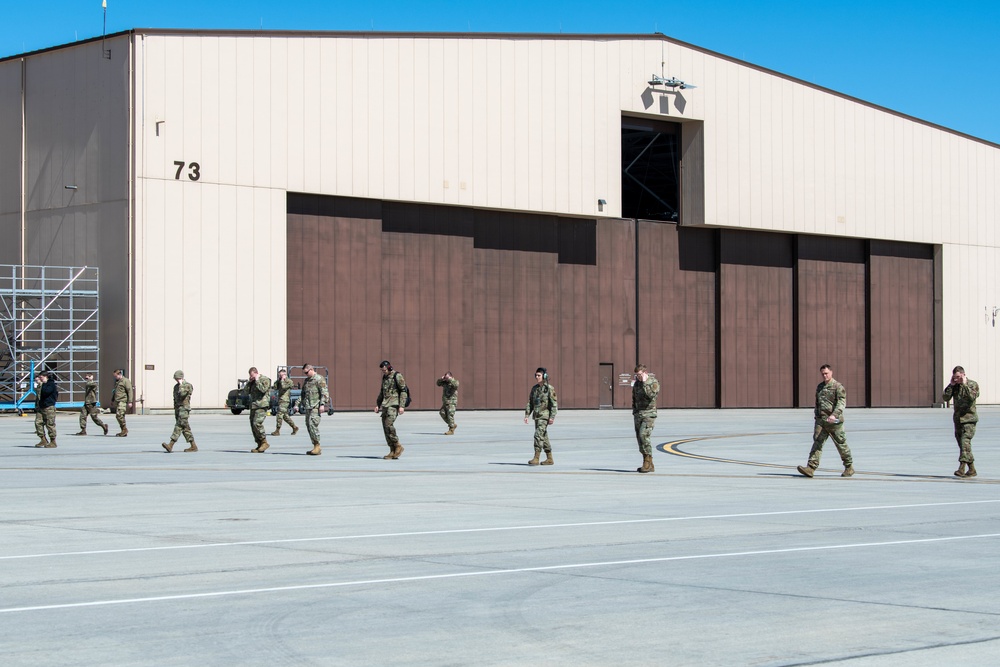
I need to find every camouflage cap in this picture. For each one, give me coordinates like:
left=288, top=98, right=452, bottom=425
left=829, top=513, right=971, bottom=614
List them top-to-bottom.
left=173, top=370, right=184, bottom=379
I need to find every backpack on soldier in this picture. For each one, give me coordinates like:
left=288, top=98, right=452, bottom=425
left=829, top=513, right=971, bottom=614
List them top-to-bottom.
left=395, top=372, right=412, bottom=408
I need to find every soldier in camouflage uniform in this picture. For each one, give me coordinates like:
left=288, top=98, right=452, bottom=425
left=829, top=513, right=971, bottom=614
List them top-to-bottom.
left=375, top=360, right=408, bottom=459
left=301, top=363, right=330, bottom=455
left=632, top=364, right=660, bottom=473
left=797, top=364, right=854, bottom=478
left=944, top=365, right=979, bottom=478
left=246, top=367, right=272, bottom=453
left=524, top=367, right=558, bottom=466
left=270, top=368, right=299, bottom=436
left=111, top=369, right=133, bottom=437
left=33, top=370, right=59, bottom=448
left=162, top=370, right=197, bottom=452
left=436, top=371, right=459, bottom=435
left=75, top=372, right=108, bottom=436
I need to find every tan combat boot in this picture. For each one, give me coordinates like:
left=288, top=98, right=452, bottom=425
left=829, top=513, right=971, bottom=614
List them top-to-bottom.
left=291, top=425, right=299, bottom=435
left=116, top=427, right=128, bottom=437
left=445, top=427, right=455, bottom=436
left=270, top=429, right=281, bottom=436
left=74, top=430, right=87, bottom=436
left=34, top=437, right=49, bottom=448
left=43, top=439, right=57, bottom=448
left=257, top=440, right=270, bottom=453
left=162, top=441, right=175, bottom=453
left=183, top=442, right=198, bottom=452
left=390, top=443, right=404, bottom=459
left=307, top=444, right=322, bottom=456
left=383, top=444, right=395, bottom=460
left=528, top=451, right=540, bottom=466
left=541, top=451, right=554, bottom=466
left=637, top=455, right=653, bottom=473
left=954, top=462, right=968, bottom=477
left=965, top=463, right=977, bottom=478
left=796, top=465, right=815, bottom=478
left=842, top=466, right=855, bottom=477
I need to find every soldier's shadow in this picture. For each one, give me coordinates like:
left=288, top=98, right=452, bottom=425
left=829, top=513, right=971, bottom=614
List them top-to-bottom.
left=340, top=455, right=388, bottom=460
left=489, top=462, right=535, bottom=467
left=582, top=467, right=637, bottom=473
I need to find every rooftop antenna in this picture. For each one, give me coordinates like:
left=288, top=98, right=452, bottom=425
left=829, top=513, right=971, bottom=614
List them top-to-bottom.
left=101, top=0, right=111, bottom=59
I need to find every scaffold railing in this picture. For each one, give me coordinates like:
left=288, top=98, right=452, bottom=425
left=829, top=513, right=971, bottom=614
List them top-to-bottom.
left=0, top=265, right=100, bottom=413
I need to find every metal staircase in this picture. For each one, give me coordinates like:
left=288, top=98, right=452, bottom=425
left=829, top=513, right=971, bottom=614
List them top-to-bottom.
left=0, top=265, right=100, bottom=413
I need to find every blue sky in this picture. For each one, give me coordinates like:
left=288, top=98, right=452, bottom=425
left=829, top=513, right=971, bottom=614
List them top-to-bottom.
left=2, top=0, right=997, bottom=144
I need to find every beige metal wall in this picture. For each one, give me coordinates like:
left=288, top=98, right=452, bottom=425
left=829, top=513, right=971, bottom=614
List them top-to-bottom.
left=122, top=32, right=1000, bottom=406
left=941, top=243, right=1000, bottom=400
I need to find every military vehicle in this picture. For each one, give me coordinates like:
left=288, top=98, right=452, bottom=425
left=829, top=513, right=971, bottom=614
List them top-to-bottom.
left=226, top=365, right=329, bottom=415
left=268, top=365, right=330, bottom=415
left=225, top=378, right=253, bottom=415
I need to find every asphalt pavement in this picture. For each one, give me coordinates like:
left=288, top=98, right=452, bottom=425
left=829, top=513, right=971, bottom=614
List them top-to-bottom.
left=2, top=407, right=998, bottom=666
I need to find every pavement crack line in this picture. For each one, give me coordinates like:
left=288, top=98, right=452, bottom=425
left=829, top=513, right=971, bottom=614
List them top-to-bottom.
left=779, top=633, right=1000, bottom=665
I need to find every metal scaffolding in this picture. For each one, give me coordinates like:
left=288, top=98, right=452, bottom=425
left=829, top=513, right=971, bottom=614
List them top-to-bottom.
left=0, top=265, right=100, bottom=413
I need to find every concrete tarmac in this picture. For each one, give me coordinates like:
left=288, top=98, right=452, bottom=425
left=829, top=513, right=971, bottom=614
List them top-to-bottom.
left=2, top=407, right=998, bottom=666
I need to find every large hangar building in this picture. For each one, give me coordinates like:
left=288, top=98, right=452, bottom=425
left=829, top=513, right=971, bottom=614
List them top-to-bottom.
left=0, top=30, right=997, bottom=410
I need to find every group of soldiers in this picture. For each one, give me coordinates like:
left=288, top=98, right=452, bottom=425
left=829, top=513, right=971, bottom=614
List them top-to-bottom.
left=29, top=360, right=982, bottom=477
left=794, top=364, right=981, bottom=479
left=33, top=368, right=132, bottom=448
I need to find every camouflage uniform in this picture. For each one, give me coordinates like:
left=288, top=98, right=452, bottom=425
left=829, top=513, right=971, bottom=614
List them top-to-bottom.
left=301, top=372, right=330, bottom=445
left=377, top=372, right=408, bottom=449
left=246, top=374, right=272, bottom=447
left=632, top=374, right=660, bottom=456
left=112, top=375, right=133, bottom=433
left=271, top=375, right=298, bottom=435
left=34, top=376, right=58, bottom=446
left=436, top=376, right=459, bottom=431
left=78, top=378, right=107, bottom=434
left=806, top=378, right=853, bottom=469
left=169, top=379, right=195, bottom=444
left=943, top=379, right=979, bottom=464
left=525, top=382, right=558, bottom=455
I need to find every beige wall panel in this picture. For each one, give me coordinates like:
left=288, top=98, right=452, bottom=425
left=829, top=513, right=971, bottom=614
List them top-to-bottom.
left=131, top=33, right=1000, bottom=245
left=181, top=37, right=205, bottom=165
left=252, top=38, right=273, bottom=187
left=268, top=38, right=289, bottom=191
left=284, top=38, right=305, bottom=190
left=316, top=38, right=338, bottom=194
left=364, top=38, right=385, bottom=200
left=379, top=38, right=400, bottom=201
left=408, top=38, right=430, bottom=202
left=298, top=39, right=321, bottom=194
left=333, top=39, right=355, bottom=194
left=425, top=39, right=446, bottom=204
left=461, top=39, right=482, bottom=207
left=577, top=40, right=596, bottom=216
left=594, top=41, right=614, bottom=218
left=0, top=61, right=20, bottom=217
left=135, top=179, right=285, bottom=407
left=941, top=243, right=1000, bottom=404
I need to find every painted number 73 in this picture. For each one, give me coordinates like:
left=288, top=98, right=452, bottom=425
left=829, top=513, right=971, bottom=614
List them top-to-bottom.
left=173, top=161, right=201, bottom=181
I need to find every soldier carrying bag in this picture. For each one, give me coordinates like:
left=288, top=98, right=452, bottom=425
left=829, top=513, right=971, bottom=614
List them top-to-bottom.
left=395, top=372, right=412, bottom=408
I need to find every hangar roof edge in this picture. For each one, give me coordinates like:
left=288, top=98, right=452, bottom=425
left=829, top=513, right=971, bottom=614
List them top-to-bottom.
left=2, top=28, right=997, bottom=151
